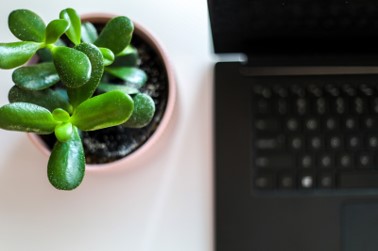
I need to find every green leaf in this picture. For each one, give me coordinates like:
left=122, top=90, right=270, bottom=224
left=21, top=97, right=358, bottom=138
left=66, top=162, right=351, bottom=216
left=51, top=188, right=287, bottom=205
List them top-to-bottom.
left=59, top=8, right=81, bottom=45
left=8, top=9, right=46, bottom=42
left=94, top=16, right=134, bottom=55
left=45, top=19, right=70, bottom=44
left=81, top=22, right=98, bottom=43
left=37, top=39, right=66, bottom=62
left=0, top=42, right=41, bottom=69
left=67, top=43, right=104, bottom=107
left=112, top=45, right=139, bottom=67
left=118, top=45, right=138, bottom=56
left=52, top=46, right=91, bottom=88
left=99, top=47, right=115, bottom=66
left=12, top=62, right=59, bottom=90
left=106, top=67, right=147, bottom=89
left=98, top=82, right=139, bottom=95
left=8, top=86, right=72, bottom=112
left=71, top=90, right=134, bottom=131
left=123, top=93, right=155, bottom=128
left=0, top=102, right=58, bottom=134
left=52, top=108, right=70, bottom=122
left=54, top=122, right=73, bottom=142
left=48, top=126, right=85, bottom=190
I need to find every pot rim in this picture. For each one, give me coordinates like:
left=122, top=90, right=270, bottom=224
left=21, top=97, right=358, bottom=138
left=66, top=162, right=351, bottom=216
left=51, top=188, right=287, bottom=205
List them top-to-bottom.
left=28, top=13, right=177, bottom=172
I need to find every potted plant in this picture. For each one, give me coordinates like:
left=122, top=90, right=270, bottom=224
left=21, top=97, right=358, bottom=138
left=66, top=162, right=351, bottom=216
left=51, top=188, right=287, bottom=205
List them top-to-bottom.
left=0, top=8, right=176, bottom=190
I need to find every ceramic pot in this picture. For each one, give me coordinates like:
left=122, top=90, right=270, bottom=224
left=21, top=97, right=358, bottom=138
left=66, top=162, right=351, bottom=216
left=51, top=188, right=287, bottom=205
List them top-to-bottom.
left=28, top=13, right=177, bottom=172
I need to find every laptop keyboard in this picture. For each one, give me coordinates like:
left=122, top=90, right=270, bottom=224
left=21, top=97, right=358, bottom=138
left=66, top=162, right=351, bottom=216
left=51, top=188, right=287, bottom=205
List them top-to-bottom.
left=251, top=79, right=378, bottom=191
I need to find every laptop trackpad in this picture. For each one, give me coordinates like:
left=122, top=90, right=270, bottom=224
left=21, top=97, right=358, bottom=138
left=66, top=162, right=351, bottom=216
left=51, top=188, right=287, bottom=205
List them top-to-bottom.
left=342, top=202, right=378, bottom=251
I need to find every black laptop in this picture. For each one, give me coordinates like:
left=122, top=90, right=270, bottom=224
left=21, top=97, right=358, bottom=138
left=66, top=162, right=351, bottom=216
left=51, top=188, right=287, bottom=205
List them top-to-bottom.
left=209, top=1, right=378, bottom=250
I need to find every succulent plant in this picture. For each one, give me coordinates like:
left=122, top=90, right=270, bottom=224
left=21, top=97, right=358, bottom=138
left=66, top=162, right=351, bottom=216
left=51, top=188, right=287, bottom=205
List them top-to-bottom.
left=0, top=8, right=156, bottom=190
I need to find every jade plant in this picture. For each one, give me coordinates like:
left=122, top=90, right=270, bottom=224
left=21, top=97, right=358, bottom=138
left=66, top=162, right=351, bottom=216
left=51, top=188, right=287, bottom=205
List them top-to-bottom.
left=0, top=8, right=155, bottom=190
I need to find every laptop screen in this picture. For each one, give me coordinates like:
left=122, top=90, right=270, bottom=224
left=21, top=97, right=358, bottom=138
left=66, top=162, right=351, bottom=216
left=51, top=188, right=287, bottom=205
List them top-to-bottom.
left=208, top=0, right=378, bottom=55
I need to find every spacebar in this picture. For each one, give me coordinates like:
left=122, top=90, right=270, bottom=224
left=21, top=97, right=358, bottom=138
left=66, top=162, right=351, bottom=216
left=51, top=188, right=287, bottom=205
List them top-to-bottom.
left=339, top=172, right=378, bottom=188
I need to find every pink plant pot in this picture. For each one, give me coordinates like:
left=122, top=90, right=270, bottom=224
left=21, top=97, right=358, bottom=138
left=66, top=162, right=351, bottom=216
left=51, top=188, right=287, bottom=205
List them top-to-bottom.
left=28, top=13, right=177, bottom=172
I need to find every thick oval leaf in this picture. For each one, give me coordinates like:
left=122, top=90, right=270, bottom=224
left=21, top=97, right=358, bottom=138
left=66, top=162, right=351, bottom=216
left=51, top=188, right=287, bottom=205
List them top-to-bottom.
left=59, top=8, right=81, bottom=45
left=8, top=9, right=46, bottom=42
left=94, top=16, right=134, bottom=55
left=45, top=19, right=70, bottom=44
left=81, top=22, right=98, bottom=43
left=0, top=42, right=41, bottom=69
left=67, top=43, right=104, bottom=107
left=112, top=45, right=139, bottom=67
left=118, top=45, right=138, bottom=56
left=52, top=46, right=91, bottom=88
left=99, top=47, right=115, bottom=66
left=12, top=62, right=59, bottom=90
left=106, top=67, right=147, bottom=89
left=98, top=82, right=139, bottom=95
left=9, top=86, right=72, bottom=112
left=71, top=90, right=134, bottom=131
left=123, top=93, right=155, bottom=128
left=0, top=102, right=58, bottom=134
left=52, top=108, right=70, bottom=122
left=55, top=122, right=73, bottom=142
left=48, top=126, right=85, bottom=190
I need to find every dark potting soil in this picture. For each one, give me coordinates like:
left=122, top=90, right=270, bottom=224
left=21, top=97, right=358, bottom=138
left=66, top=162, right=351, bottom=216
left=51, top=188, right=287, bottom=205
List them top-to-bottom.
left=40, top=32, right=169, bottom=164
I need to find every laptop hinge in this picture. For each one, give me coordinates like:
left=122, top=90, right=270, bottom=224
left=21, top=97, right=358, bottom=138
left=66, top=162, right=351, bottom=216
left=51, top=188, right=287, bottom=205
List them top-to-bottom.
left=240, top=53, right=378, bottom=76
left=245, top=53, right=378, bottom=67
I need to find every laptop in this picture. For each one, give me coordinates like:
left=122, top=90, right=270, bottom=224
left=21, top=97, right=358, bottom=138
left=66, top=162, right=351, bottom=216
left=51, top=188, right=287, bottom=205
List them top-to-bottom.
left=209, top=1, right=378, bottom=250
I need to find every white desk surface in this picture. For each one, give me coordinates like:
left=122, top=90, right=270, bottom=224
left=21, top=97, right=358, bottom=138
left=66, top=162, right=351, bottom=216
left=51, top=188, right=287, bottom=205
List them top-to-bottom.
left=0, top=1, right=217, bottom=250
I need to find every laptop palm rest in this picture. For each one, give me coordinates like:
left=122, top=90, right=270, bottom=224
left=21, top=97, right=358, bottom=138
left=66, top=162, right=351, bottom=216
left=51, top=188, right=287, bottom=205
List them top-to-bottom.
left=342, top=202, right=378, bottom=251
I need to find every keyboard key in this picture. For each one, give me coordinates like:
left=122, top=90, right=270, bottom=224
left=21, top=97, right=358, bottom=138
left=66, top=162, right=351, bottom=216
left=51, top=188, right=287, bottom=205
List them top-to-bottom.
left=325, top=84, right=340, bottom=97
left=342, top=84, right=356, bottom=96
left=360, top=84, right=374, bottom=96
left=291, top=85, right=305, bottom=97
left=307, top=85, right=322, bottom=97
left=273, top=86, right=289, bottom=98
left=330, top=97, right=347, bottom=114
left=335, top=97, right=347, bottom=114
left=351, top=97, right=367, bottom=114
left=254, top=98, right=270, bottom=114
left=295, top=98, right=308, bottom=114
left=315, top=98, right=327, bottom=114
left=373, top=98, right=378, bottom=113
left=277, top=99, right=289, bottom=115
left=324, top=117, right=339, bottom=131
left=344, top=117, right=359, bottom=130
left=363, top=117, right=378, bottom=130
left=255, top=118, right=280, bottom=132
left=286, top=118, right=300, bottom=131
left=305, top=118, right=320, bottom=131
left=308, top=135, right=323, bottom=150
left=327, top=135, right=343, bottom=150
left=346, top=135, right=362, bottom=150
left=366, top=135, right=378, bottom=149
left=255, top=136, right=285, bottom=150
left=289, top=136, right=304, bottom=150
left=319, top=153, right=334, bottom=168
left=357, top=153, right=374, bottom=169
left=254, top=154, right=295, bottom=169
left=299, top=154, right=314, bottom=168
left=338, top=154, right=354, bottom=169
left=338, top=171, right=378, bottom=188
left=278, top=172, right=296, bottom=189
left=299, top=173, right=315, bottom=189
left=318, top=173, right=335, bottom=188
left=254, top=174, right=275, bottom=189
